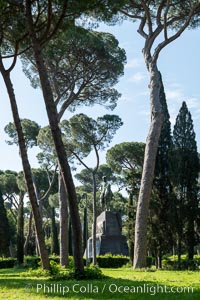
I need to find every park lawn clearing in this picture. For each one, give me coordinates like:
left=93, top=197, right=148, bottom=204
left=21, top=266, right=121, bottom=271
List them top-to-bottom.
left=0, top=267, right=199, bottom=300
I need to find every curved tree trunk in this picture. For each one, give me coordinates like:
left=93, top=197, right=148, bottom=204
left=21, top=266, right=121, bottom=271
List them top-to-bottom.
left=25, top=1, right=84, bottom=274
left=0, top=64, right=50, bottom=270
left=134, top=65, right=163, bottom=268
left=59, top=172, right=69, bottom=267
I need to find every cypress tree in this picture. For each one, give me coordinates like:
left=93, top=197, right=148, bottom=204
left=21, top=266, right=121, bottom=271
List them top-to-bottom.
left=171, top=101, right=199, bottom=263
left=0, top=190, right=10, bottom=257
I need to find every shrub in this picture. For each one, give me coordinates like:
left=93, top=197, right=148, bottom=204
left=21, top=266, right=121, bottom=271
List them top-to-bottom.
left=95, top=254, right=129, bottom=268
left=162, top=254, right=200, bottom=270
left=146, top=256, right=156, bottom=268
left=0, top=258, right=16, bottom=269
left=67, top=264, right=105, bottom=280
left=84, top=264, right=105, bottom=279
left=22, top=267, right=50, bottom=278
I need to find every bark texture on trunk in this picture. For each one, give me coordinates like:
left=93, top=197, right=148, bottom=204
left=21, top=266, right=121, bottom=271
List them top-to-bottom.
left=25, top=1, right=84, bottom=273
left=134, top=65, right=163, bottom=268
left=0, top=67, right=50, bottom=270
left=59, top=172, right=69, bottom=267
left=92, top=173, right=97, bottom=265
left=17, top=192, right=24, bottom=265
left=50, top=206, right=59, bottom=255
left=24, top=211, right=33, bottom=256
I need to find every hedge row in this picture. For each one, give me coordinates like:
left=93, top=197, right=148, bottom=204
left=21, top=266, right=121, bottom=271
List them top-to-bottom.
left=0, top=255, right=156, bottom=269
left=25, top=255, right=129, bottom=269
left=95, top=255, right=129, bottom=268
left=162, top=255, right=200, bottom=270
left=0, top=258, right=16, bottom=269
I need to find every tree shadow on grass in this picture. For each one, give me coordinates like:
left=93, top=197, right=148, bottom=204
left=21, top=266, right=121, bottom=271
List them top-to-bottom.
left=0, top=270, right=199, bottom=300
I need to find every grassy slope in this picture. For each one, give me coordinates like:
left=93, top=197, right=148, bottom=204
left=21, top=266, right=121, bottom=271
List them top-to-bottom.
left=0, top=268, right=199, bottom=300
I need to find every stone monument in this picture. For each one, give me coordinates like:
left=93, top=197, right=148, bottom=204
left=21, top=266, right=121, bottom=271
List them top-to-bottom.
left=87, top=177, right=129, bottom=258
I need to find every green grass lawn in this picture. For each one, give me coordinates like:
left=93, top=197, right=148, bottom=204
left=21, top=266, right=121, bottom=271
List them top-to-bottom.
left=0, top=267, right=199, bottom=300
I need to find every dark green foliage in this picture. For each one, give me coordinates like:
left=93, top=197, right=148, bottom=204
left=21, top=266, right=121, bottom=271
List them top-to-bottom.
left=23, top=25, right=126, bottom=115
left=171, top=101, right=199, bottom=263
left=4, top=119, right=40, bottom=149
left=106, top=142, right=145, bottom=193
left=0, top=170, right=19, bottom=195
left=0, top=190, right=10, bottom=257
left=95, top=254, right=129, bottom=268
left=162, top=254, right=200, bottom=270
left=25, top=256, right=41, bottom=269
left=146, top=256, right=156, bottom=268
left=0, top=258, right=16, bottom=269
left=68, top=264, right=104, bottom=280
left=81, top=264, right=104, bottom=279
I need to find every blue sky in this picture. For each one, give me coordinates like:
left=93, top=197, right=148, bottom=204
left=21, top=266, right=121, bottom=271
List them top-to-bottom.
left=0, top=20, right=199, bottom=173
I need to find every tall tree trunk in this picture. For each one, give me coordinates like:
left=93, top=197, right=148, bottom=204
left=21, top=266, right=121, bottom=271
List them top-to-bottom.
left=25, top=1, right=84, bottom=274
left=0, top=64, right=50, bottom=270
left=134, top=65, right=163, bottom=268
left=59, top=172, right=69, bottom=267
left=92, top=172, right=97, bottom=265
left=0, top=190, right=10, bottom=257
left=17, top=192, right=24, bottom=265
left=128, top=192, right=134, bottom=265
left=187, top=197, right=195, bottom=261
left=83, top=205, right=88, bottom=258
left=50, top=207, right=59, bottom=255
left=24, top=211, right=33, bottom=256
left=68, top=217, right=73, bottom=256
left=187, top=224, right=194, bottom=261
left=177, top=236, right=182, bottom=270
left=157, top=248, right=162, bottom=269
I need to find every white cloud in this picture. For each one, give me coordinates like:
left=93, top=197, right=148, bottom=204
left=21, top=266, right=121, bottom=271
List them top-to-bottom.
left=128, top=72, right=146, bottom=83
left=166, top=89, right=183, bottom=100
left=187, top=97, right=200, bottom=110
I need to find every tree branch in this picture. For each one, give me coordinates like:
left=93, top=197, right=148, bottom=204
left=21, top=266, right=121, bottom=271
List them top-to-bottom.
left=43, top=0, right=52, bottom=39
left=141, top=0, right=152, bottom=36
left=156, top=0, right=166, bottom=26
left=163, top=0, right=171, bottom=40
left=153, top=3, right=200, bottom=63
left=137, top=16, right=148, bottom=39
left=57, top=89, right=76, bottom=121
left=93, top=144, right=100, bottom=173
left=71, top=150, right=92, bottom=172
left=40, top=165, right=58, bottom=201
